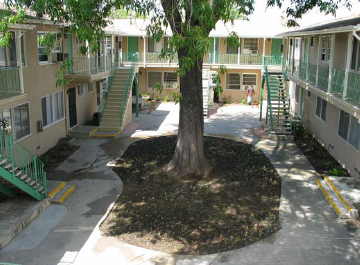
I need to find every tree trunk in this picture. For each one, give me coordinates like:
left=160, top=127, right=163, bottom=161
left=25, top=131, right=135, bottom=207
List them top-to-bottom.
left=167, top=51, right=212, bottom=178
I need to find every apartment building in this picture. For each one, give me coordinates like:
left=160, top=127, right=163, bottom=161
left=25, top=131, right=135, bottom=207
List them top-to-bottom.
left=280, top=15, right=360, bottom=178
left=0, top=18, right=115, bottom=156
left=105, top=19, right=287, bottom=103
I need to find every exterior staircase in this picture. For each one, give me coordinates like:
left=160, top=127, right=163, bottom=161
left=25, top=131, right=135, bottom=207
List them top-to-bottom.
left=98, top=67, right=136, bottom=132
left=264, top=69, right=292, bottom=135
left=202, top=70, right=214, bottom=117
left=0, top=129, right=47, bottom=201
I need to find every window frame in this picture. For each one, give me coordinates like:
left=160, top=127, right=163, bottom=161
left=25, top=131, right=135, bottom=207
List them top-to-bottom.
left=37, top=31, right=63, bottom=65
left=320, top=36, right=332, bottom=63
left=350, top=37, right=360, bottom=72
left=243, top=38, right=259, bottom=53
left=147, top=71, right=178, bottom=89
left=163, top=72, right=178, bottom=89
left=226, top=73, right=242, bottom=90
left=242, top=73, right=257, bottom=90
left=88, top=82, right=94, bottom=92
left=78, top=84, right=85, bottom=97
left=41, top=91, right=65, bottom=129
left=315, top=96, right=327, bottom=122
left=13, top=102, right=31, bottom=141
left=338, top=110, right=360, bottom=151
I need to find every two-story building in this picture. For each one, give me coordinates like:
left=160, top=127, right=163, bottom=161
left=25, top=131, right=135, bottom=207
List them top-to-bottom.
left=280, top=15, right=360, bottom=178
left=105, top=18, right=288, bottom=104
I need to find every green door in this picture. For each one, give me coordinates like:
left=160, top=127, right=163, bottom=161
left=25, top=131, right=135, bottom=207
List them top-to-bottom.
left=128, top=37, right=138, bottom=60
left=209, top=37, right=219, bottom=63
left=271, top=39, right=282, bottom=65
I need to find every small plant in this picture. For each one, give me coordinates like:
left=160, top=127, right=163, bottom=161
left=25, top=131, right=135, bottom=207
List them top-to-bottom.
left=171, top=92, right=182, bottom=104
left=141, top=93, right=150, bottom=98
left=154, top=96, right=160, bottom=102
left=164, top=96, right=169, bottom=102
left=225, top=98, right=231, bottom=104
left=240, top=98, right=247, bottom=105
left=254, top=99, right=259, bottom=106
left=0, top=119, right=10, bottom=133
left=329, top=168, right=346, bottom=176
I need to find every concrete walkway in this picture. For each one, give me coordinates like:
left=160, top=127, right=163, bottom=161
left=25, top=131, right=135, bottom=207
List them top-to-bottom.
left=1, top=103, right=359, bottom=265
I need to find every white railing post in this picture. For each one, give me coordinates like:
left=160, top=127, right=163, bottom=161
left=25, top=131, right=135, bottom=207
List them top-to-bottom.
left=15, top=30, right=24, bottom=93
left=343, top=32, right=353, bottom=100
left=328, top=34, right=335, bottom=93
left=143, top=35, right=146, bottom=67
left=316, top=35, right=322, bottom=87
left=306, top=36, right=310, bottom=81
left=237, top=37, right=240, bottom=65
left=262, top=37, right=266, bottom=67
left=86, top=40, right=91, bottom=74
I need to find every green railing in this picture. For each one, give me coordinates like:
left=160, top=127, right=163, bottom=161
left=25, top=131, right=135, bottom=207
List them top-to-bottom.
left=218, top=53, right=238, bottom=64
left=119, top=54, right=138, bottom=127
left=239, top=54, right=263, bottom=65
left=67, top=55, right=112, bottom=75
left=264, top=55, right=282, bottom=66
left=98, top=58, right=117, bottom=120
left=293, top=59, right=300, bottom=77
left=299, top=61, right=307, bottom=80
left=308, top=63, right=317, bottom=85
left=318, top=64, right=329, bottom=91
left=0, top=67, right=21, bottom=97
left=330, top=68, right=345, bottom=95
left=347, top=72, right=360, bottom=104
left=0, top=128, right=46, bottom=200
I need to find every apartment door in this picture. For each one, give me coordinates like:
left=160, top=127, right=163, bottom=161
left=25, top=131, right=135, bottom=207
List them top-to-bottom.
left=128, top=37, right=138, bottom=55
left=271, top=39, right=282, bottom=57
left=68, top=88, right=77, bottom=128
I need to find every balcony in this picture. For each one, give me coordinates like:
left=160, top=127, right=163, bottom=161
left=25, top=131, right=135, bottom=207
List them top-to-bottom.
left=122, top=52, right=282, bottom=68
left=65, top=55, right=112, bottom=82
left=285, top=58, right=360, bottom=107
left=0, top=66, right=22, bottom=100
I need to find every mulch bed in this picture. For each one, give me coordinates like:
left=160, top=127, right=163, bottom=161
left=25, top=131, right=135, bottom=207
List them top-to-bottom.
left=294, top=126, right=350, bottom=177
left=101, top=136, right=281, bottom=255
left=39, top=138, right=79, bottom=178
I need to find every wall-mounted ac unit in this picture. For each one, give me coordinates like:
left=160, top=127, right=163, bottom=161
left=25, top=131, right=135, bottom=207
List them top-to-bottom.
left=251, top=50, right=258, bottom=54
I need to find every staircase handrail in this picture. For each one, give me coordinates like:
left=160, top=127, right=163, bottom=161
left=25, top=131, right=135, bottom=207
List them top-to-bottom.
left=119, top=53, right=138, bottom=127
left=99, top=54, right=118, bottom=120
left=264, top=59, right=274, bottom=131
left=0, top=128, right=47, bottom=198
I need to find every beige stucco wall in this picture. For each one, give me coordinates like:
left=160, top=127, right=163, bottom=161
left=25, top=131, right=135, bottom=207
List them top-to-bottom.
left=289, top=80, right=360, bottom=178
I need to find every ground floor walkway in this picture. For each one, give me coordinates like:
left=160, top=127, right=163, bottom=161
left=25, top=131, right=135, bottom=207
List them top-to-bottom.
left=0, top=103, right=359, bottom=265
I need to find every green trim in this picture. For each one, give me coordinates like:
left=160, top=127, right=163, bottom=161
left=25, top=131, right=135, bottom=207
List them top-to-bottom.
left=134, top=73, right=139, bottom=117
left=0, top=182, right=16, bottom=198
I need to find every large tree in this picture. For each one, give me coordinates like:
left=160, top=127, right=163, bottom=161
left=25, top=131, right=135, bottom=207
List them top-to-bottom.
left=1, top=0, right=352, bottom=178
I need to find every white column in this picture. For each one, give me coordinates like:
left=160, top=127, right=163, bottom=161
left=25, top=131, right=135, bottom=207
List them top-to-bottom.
left=15, top=30, right=24, bottom=93
left=343, top=32, right=353, bottom=100
left=327, top=34, right=335, bottom=92
left=143, top=35, right=146, bottom=67
left=306, top=36, right=310, bottom=81
left=316, top=36, right=322, bottom=87
left=237, top=37, right=240, bottom=65
left=213, top=38, right=216, bottom=64
left=262, top=38, right=266, bottom=65
left=291, top=38, right=295, bottom=74
left=103, top=39, right=107, bottom=72
left=86, top=40, right=91, bottom=74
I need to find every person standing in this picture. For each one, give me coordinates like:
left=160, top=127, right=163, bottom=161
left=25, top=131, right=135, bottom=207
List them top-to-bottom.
left=246, top=85, right=255, bottom=105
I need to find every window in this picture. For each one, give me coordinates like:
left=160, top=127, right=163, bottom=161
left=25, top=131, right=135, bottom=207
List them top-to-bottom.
left=0, top=31, right=19, bottom=67
left=37, top=32, right=62, bottom=63
left=104, top=36, right=112, bottom=55
left=321, top=36, right=332, bottom=62
left=310, top=37, right=314, bottom=47
left=350, top=37, right=360, bottom=71
left=148, top=38, right=162, bottom=53
left=243, top=38, right=258, bottom=51
left=227, top=42, right=238, bottom=54
left=148, top=72, right=162, bottom=88
left=163, top=72, right=178, bottom=88
left=226, top=73, right=241, bottom=90
left=242, top=74, right=257, bottom=90
left=88, top=82, right=94, bottom=92
left=78, top=84, right=85, bottom=96
left=42, top=91, right=64, bottom=127
left=306, top=91, right=311, bottom=98
left=315, top=96, right=327, bottom=121
left=14, top=103, right=30, bottom=140
left=0, top=109, right=12, bottom=133
left=338, top=110, right=360, bottom=150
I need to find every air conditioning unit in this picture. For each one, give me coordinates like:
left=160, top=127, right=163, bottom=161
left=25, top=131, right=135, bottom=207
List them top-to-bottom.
left=251, top=50, right=258, bottom=54
left=51, top=53, right=59, bottom=62
left=37, top=120, right=43, bottom=132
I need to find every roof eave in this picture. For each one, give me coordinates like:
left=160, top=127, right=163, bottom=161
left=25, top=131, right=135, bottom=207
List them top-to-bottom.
left=277, top=25, right=357, bottom=37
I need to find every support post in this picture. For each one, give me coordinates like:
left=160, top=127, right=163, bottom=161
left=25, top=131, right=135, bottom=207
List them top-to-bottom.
left=15, top=30, right=24, bottom=93
left=343, top=32, right=353, bottom=100
left=327, top=34, right=335, bottom=93
left=143, top=35, right=146, bottom=67
left=316, top=35, right=322, bottom=87
left=306, top=36, right=310, bottom=81
left=237, top=37, right=240, bottom=65
left=262, top=38, right=266, bottom=67
left=86, top=40, right=91, bottom=74
left=135, top=73, right=139, bottom=117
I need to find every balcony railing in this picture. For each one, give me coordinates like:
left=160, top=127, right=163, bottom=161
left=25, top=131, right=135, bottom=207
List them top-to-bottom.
left=66, top=55, right=112, bottom=75
left=285, top=58, right=360, bottom=105
left=293, top=59, right=300, bottom=77
left=317, top=65, right=329, bottom=92
left=0, top=66, right=21, bottom=97
left=330, top=68, right=345, bottom=95
left=347, top=72, right=360, bottom=103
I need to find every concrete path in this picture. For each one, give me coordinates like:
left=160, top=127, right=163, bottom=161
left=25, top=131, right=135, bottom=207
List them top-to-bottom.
left=1, top=103, right=359, bottom=265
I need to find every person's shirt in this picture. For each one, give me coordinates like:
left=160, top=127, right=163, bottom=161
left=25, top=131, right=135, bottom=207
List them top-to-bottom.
left=247, top=87, right=255, bottom=97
